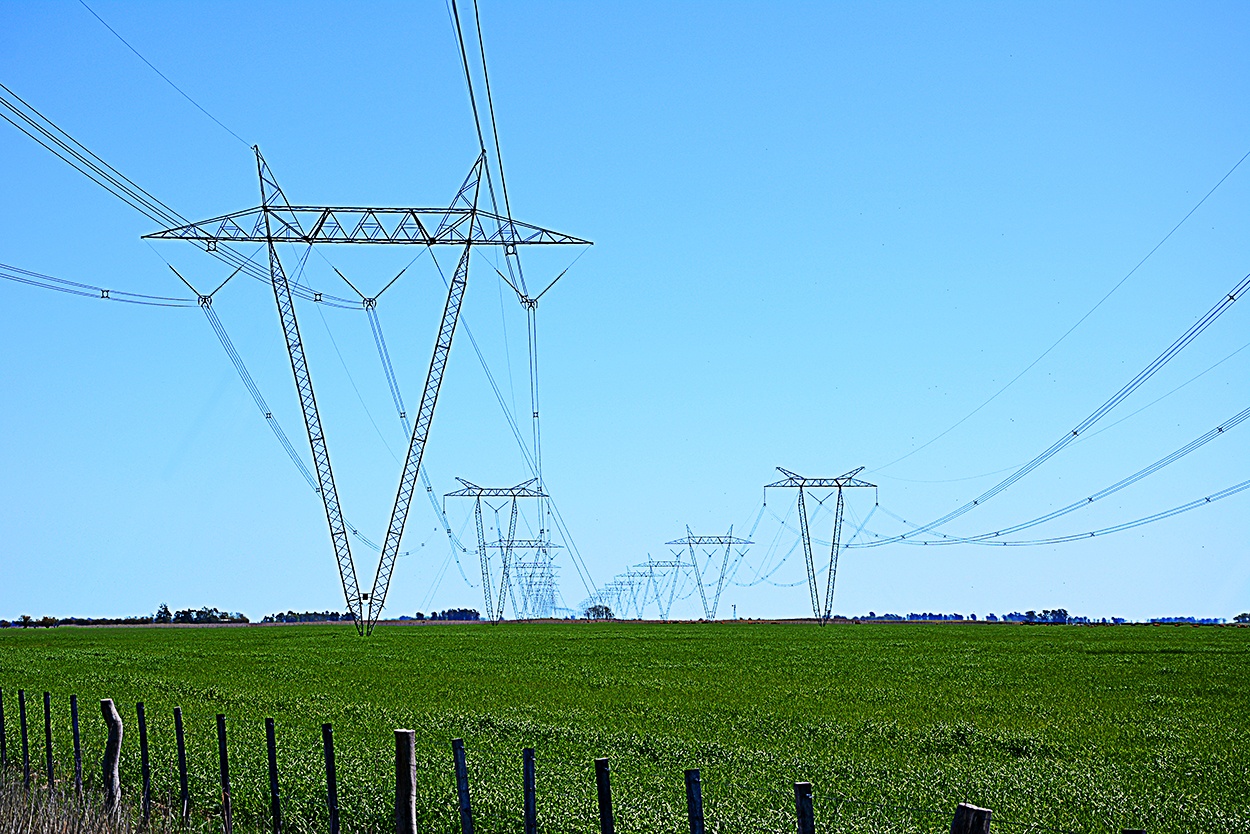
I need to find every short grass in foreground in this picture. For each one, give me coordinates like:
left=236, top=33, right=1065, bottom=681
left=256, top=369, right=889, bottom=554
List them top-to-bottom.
left=0, top=622, right=1246, bottom=833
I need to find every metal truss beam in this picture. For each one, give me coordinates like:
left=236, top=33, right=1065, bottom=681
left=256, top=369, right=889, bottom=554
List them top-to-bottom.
left=145, top=206, right=590, bottom=247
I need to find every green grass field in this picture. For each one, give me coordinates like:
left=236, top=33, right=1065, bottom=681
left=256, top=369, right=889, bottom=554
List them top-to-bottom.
left=0, top=622, right=1246, bottom=834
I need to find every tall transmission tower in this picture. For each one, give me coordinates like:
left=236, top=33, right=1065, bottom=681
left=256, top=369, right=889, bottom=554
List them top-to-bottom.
left=146, top=150, right=590, bottom=635
left=765, top=467, right=876, bottom=624
left=444, top=477, right=549, bottom=621
left=665, top=528, right=753, bottom=620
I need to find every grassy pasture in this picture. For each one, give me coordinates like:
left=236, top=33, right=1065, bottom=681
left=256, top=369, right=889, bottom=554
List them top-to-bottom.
left=0, top=622, right=1246, bottom=833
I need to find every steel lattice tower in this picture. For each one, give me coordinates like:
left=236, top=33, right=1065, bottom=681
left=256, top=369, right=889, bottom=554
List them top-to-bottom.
left=146, top=150, right=590, bottom=635
left=765, top=467, right=876, bottom=624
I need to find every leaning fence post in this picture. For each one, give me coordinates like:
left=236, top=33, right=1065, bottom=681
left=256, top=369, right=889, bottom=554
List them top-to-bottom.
left=19, top=689, right=30, bottom=791
left=42, top=691, right=53, bottom=791
left=71, top=695, right=82, bottom=797
left=100, top=698, right=123, bottom=817
left=138, top=702, right=152, bottom=826
left=174, top=707, right=190, bottom=823
left=217, top=713, right=233, bottom=834
left=266, top=718, right=283, bottom=834
left=323, top=723, right=340, bottom=834
left=395, top=730, right=418, bottom=834
left=453, top=738, right=475, bottom=834
left=522, top=747, right=537, bottom=834
left=595, top=757, right=614, bottom=834
left=685, top=769, right=705, bottom=834
left=793, top=782, right=814, bottom=834
left=950, top=802, right=992, bottom=834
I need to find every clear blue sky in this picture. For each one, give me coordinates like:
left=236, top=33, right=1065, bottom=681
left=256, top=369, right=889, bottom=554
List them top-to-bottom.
left=1, top=1, right=1246, bottom=622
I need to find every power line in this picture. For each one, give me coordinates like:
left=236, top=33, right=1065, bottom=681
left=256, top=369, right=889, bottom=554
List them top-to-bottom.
left=75, top=0, right=250, bottom=147
left=873, top=145, right=1250, bottom=473
left=0, top=261, right=195, bottom=307
left=857, top=271, right=1250, bottom=547
left=874, top=337, right=1250, bottom=486
left=855, top=403, right=1250, bottom=546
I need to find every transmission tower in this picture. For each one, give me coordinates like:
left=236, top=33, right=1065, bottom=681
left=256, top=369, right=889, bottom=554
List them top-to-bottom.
left=146, top=150, right=589, bottom=635
left=765, top=467, right=876, bottom=624
left=445, top=477, right=552, bottom=621
left=665, top=527, right=753, bottom=620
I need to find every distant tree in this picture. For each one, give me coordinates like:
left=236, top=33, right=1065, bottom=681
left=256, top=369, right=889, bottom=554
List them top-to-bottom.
left=154, top=604, right=172, bottom=624
left=584, top=604, right=613, bottom=621
left=1235, top=613, right=1250, bottom=624
left=18, top=614, right=34, bottom=628
left=36, top=616, right=58, bottom=628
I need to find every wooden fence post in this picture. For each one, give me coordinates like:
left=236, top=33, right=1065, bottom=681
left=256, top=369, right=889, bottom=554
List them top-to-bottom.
left=0, top=687, right=7, bottom=772
left=19, top=689, right=30, bottom=791
left=42, top=691, right=53, bottom=791
left=71, top=695, right=82, bottom=797
left=100, top=698, right=123, bottom=817
left=138, top=702, right=152, bottom=825
left=174, top=707, right=190, bottom=823
left=217, top=713, right=233, bottom=834
left=266, top=718, right=282, bottom=834
left=323, top=723, right=340, bottom=834
left=395, top=730, right=418, bottom=834
left=453, top=738, right=475, bottom=834
left=522, top=747, right=537, bottom=834
left=595, top=757, right=614, bottom=834
left=685, top=769, right=705, bottom=834
left=793, top=782, right=814, bottom=834
left=950, top=802, right=992, bottom=834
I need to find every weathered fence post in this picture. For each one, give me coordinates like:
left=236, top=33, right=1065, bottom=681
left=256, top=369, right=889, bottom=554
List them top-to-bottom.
left=0, top=688, right=7, bottom=772
left=19, top=689, right=30, bottom=791
left=42, top=691, right=53, bottom=791
left=71, top=695, right=82, bottom=797
left=100, top=698, right=123, bottom=817
left=137, top=702, right=152, bottom=826
left=174, top=707, right=190, bottom=823
left=217, top=713, right=233, bottom=834
left=266, top=718, right=283, bottom=834
left=323, top=723, right=340, bottom=834
left=395, top=729, right=418, bottom=834
left=453, top=738, right=475, bottom=834
left=522, top=747, right=537, bottom=834
left=595, top=757, right=614, bottom=834
left=685, top=769, right=705, bottom=834
left=793, top=782, right=815, bottom=834
left=950, top=802, right=992, bottom=834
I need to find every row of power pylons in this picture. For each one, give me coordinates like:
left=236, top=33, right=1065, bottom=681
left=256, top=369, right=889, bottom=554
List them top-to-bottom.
left=581, top=467, right=877, bottom=624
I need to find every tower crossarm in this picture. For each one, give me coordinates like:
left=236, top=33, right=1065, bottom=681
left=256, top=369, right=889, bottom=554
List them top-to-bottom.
left=144, top=206, right=592, bottom=247
left=765, top=467, right=876, bottom=491
left=445, top=477, right=547, bottom=499
left=664, top=535, right=754, bottom=546
left=485, top=538, right=560, bottom=550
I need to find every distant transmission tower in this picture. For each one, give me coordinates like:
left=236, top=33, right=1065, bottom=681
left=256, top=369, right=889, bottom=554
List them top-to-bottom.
left=146, top=150, right=589, bottom=635
left=765, top=467, right=876, bottom=624
left=445, top=478, right=553, bottom=621
left=665, top=528, right=753, bottom=620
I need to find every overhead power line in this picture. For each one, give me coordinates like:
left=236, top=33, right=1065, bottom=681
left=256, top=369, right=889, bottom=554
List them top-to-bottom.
left=75, top=0, right=250, bottom=147
left=874, top=145, right=1250, bottom=473
left=857, top=271, right=1250, bottom=547
left=853, top=403, right=1250, bottom=547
